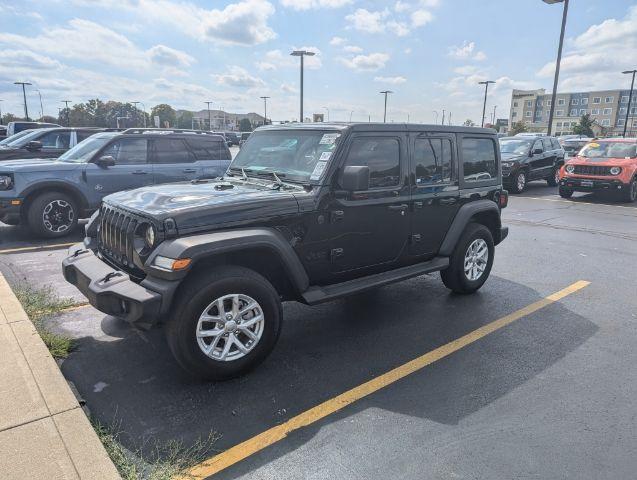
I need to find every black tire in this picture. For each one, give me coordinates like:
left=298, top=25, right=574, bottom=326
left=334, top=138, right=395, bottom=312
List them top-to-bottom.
left=547, top=166, right=560, bottom=186
left=509, top=170, right=527, bottom=194
left=620, top=177, right=637, bottom=203
left=559, top=186, right=573, bottom=198
left=27, top=191, right=78, bottom=238
left=440, top=223, right=494, bottom=294
left=166, top=266, right=282, bottom=381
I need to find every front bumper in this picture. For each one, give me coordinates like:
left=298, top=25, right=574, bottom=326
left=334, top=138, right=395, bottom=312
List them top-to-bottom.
left=560, top=177, right=627, bottom=193
left=497, top=226, right=509, bottom=245
left=62, top=243, right=162, bottom=324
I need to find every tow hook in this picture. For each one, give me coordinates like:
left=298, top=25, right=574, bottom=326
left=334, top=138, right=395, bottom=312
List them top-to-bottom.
left=102, top=271, right=123, bottom=283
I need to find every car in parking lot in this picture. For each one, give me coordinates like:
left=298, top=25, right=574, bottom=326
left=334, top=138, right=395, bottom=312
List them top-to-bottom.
left=5, top=121, right=60, bottom=137
left=62, top=123, right=508, bottom=380
left=0, top=125, right=7, bottom=141
left=0, top=127, right=109, bottom=161
left=0, top=129, right=232, bottom=237
left=223, top=131, right=240, bottom=146
left=239, top=131, right=251, bottom=148
left=499, top=135, right=565, bottom=193
left=562, top=137, right=593, bottom=158
left=559, top=138, right=637, bottom=202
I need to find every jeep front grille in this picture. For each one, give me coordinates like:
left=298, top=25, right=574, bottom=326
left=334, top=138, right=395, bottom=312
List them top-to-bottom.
left=572, top=165, right=612, bottom=176
left=98, top=205, right=145, bottom=277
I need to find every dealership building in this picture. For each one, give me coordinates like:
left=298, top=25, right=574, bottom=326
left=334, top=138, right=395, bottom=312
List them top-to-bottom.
left=509, top=88, right=637, bottom=136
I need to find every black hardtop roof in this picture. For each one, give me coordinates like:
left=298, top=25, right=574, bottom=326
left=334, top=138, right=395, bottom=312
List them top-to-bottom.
left=256, top=122, right=497, bottom=135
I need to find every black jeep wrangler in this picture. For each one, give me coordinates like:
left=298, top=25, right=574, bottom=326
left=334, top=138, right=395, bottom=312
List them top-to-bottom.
left=63, top=123, right=508, bottom=380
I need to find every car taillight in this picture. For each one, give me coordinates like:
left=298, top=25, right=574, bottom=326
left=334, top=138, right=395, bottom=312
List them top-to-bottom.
left=499, top=190, right=508, bottom=208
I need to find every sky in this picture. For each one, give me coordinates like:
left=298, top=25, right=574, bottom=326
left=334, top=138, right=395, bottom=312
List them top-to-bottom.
left=0, top=0, right=636, bottom=124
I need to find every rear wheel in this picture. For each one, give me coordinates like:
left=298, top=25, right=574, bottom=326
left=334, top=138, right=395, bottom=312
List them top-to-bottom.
left=547, top=166, right=560, bottom=186
left=509, top=170, right=527, bottom=193
left=620, top=177, right=637, bottom=203
left=559, top=186, right=573, bottom=198
left=27, top=191, right=78, bottom=238
left=441, top=223, right=494, bottom=294
left=166, top=266, right=282, bottom=381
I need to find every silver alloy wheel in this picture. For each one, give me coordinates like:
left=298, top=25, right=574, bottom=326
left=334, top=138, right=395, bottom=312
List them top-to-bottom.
left=517, top=172, right=526, bottom=192
left=42, top=199, right=74, bottom=233
left=464, top=238, right=489, bottom=281
left=195, top=293, right=264, bottom=362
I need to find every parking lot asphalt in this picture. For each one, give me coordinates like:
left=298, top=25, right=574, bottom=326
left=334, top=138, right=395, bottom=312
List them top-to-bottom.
left=1, top=183, right=636, bottom=479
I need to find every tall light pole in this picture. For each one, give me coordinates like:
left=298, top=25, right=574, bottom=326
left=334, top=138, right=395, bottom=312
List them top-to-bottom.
left=543, top=0, right=569, bottom=136
left=291, top=50, right=315, bottom=122
left=622, top=70, right=636, bottom=138
left=478, top=80, right=495, bottom=127
left=14, top=82, right=32, bottom=120
left=35, top=90, right=44, bottom=120
left=380, top=90, right=393, bottom=123
left=260, top=96, right=270, bottom=125
left=0, top=100, right=3, bottom=124
left=61, top=100, right=71, bottom=126
left=132, top=101, right=147, bottom=127
left=204, top=101, right=213, bottom=130
left=491, top=105, right=498, bottom=125
left=322, top=106, right=330, bottom=122
left=441, top=109, right=446, bottom=125
left=349, top=110, right=354, bottom=122
left=433, top=110, right=439, bottom=124
left=448, top=112, right=452, bottom=125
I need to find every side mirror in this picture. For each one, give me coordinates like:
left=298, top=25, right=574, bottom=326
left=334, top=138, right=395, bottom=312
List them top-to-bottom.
left=25, top=140, right=42, bottom=151
left=532, top=148, right=543, bottom=155
left=96, top=155, right=116, bottom=168
left=341, top=165, right=370, bottom=191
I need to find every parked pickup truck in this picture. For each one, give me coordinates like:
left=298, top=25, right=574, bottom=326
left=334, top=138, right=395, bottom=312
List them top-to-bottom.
left=63, top=123, right=509, bottom=380
left=0, top=129, right=231, bottom=236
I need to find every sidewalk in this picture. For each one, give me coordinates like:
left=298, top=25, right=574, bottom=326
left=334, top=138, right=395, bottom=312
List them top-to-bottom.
left=0, top=272, right=120, bottom=480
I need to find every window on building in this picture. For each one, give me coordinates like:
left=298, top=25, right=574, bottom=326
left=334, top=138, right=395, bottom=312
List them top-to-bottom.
left=605, top=96, right=614, bottom=103
left=621, top=96, right=629, bottom=103
left=592, top=97, right=601, bottom=104
left=558, top=98, right=565, bottom=106
left=571, top=98, right=579, bottom=105
left=581, top=98, right=589, bottom=105
left=525, top=100, right=532, bottom=107
left=546, top=100, right=552, bottom=107
left=513, top=101, right=518, bottom=107
left=537, top=101, right=543, bottom=107
left=631, top=107, right=637, bottom=114
left=592, top=108, right=600, bottom=115
left=603, top=108, right=612, bottom=115
left=619, top=108, right=627, bottom=115
left=570, top=109, right=577, bottom=116
left=579, top=109, right=587, bottom=115
left=556, top=110, right=564, bottom=116
left=511, top=111, right=517, bottom=118
left=525, top=111, right=532, bottom=117
left=601, top=119, right=610, bottom=126
left=617, top=119, right=625, bottom=126
left=556, top=122, right=562, bottom=127
left=344, top=137, right=401, bottom=188
left=413, top=138, right=452, bottom=185
left=461, top=138, right=497, bottom=182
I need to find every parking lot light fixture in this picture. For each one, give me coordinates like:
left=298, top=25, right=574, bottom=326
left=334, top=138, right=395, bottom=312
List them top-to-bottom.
left=543, top=0, right=569, bottom=136
left=291, top=50, right=315, bottom=123
left=622, top=70, right=637, bottom=138
left=478, top=81, right=495, bottom=127
left=14, top=82, right=32, bottom=121
left=380, top=90, right=393, bottom=123
left=260, top=96, right=270, bottom=126
left=61, top=100, right=71, bottom=126
left=204, top=101, right=213, bottom=131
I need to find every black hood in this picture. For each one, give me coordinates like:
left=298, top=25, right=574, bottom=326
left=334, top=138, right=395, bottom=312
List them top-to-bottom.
left=500, top=152, right=526, bottom=161
left=104, top=178, right=301, bottom=232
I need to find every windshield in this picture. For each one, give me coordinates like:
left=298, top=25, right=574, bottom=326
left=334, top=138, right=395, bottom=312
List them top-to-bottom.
left=0, top=129, right=39, bottom=147
left=2, top=129, right=47, bottom=148
left=230, top=129, right=342, bottom=182
left=57, top=134, right=114, bottom=163
left=499, top=138, right=533, bottom=155
left=579, top=141, right=637, bottom=159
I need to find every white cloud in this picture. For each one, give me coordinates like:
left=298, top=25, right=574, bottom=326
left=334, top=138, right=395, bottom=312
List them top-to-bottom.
left=280, top=0, right=352, bottom=10
left=394, top=1, right=410, bottom=12
left=346, top=4, right=435, bottom=36
left=346, top=8, right=388, bottom=33
left=411, top=9, right=433, bottom=27
left=388, top=20, right=410, bottom=36
left=330, top=36, right=347, bottom=46
left=448, top=41, right=487, bottom=61
left=147, top=45, right=195, bottom=67
left=343, top=45, right=363, bottom=53
left=255, top=47, right=322, bottom=70
left=339, top=52, right=390, bottom=71
left=453, top=65, right=479, bottom=75
left=213, top=66, right=266, bottom=89
left=374, top=76, right=407, bottom=84
left=280, top=83, right=297, bottom=93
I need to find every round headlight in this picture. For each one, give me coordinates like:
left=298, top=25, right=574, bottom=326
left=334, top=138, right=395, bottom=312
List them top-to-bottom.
left=565, top=164, right=575, bottom=174
left=610, top=166, right=621, bottom=175
left=145, top=225, right=155, bottom=247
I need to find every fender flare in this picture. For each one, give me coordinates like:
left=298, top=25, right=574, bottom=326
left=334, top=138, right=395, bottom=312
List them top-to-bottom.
left=20, top=181, right=89, bottom=211
left=438, top=200, right=501, bottom=256
left=149, top=227, right=310, bottom=292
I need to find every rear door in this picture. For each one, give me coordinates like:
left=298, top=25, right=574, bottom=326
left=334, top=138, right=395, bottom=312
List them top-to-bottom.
left=409, top=132, right=459, bottom=257
left=150, top=137, right=200, bottom=184
left=184, top=137, right=232, bottom=179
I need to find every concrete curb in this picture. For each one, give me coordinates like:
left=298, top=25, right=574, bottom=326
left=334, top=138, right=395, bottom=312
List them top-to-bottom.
left=0, top=272, right=121, bottom=480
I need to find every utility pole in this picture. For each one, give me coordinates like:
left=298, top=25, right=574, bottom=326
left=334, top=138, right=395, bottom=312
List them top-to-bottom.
left=543, top=0, right=570, bottom=136
left=291, top=50, right=315, bottom=122
left=622, top=70, right=636, bottom=137
left=478, top=80, right=495, bottom=127
left=14, top=82, right=32, bottom=120
left=36, top=90, right=44, bottom=120
left=380, top=90, right=393, bottom=123
left=260, top=96, right=270, bottom=125
left=0, top=100, right=3, bottom=124
left=61, top=100, right=71, bottom=126
left=204, top=101, right=213, bottom=130
left=491, top=105, right=497, bottom=125
left=441, top=109, right=446, bottom=125
left=349, top=110, right=354, bottom=122
left=433, top=110, right=439, bottom=124
left=448, top=112, right=452, bottom=125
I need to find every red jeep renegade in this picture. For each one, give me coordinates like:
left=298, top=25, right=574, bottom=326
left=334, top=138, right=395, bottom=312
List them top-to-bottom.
left=559, top=138, right=637, bottom=202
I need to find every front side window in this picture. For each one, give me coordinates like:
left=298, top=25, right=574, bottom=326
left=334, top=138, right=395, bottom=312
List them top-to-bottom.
left=57, top=134, right=116, bottom=163
left=343, top=137, right=400, bottom=188
left=101, top=138, right=148, bottom=165
left=152, top=138, right=194, bottom=164
left=413, top=138, right=452, bottom=185
left=462, top=138, right=497, bottom=182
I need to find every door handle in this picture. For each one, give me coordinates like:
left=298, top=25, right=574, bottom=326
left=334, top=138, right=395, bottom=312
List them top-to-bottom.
left=182, top=168, right=197, bottom=173
left=132, top=170, right=148, bottom=175
left=439, top=198, right=457, bottom=205
left=388, top=204, right=408, bottom=211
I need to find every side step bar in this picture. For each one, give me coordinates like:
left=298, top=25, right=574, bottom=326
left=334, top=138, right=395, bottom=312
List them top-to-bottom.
left=301, top=256, right=449, bottom=305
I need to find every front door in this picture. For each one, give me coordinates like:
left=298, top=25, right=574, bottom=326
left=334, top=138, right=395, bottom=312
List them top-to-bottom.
left=409, top=133, right=460, bottom=257
left=329, top=134, right=410, bottom=274
left=84, top=137, right=152, bottom=204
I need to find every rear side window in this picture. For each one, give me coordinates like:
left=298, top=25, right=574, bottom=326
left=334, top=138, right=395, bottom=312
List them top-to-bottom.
left=39, top=131, right=71, bottom=149
left=344, top=137, right=400, bottom=188
left=101, top=138, right=147, bottom=165
left=152, top=138, right=195, bottom=164
left=185, top=138, right=230, bottom=161
left=413, top=138, right=452, bottom=185
left=462, top=138, right=497, bottom=182
left=542, top=138, right=553, bottom=151
left=552, top=138, right=562, bottom=150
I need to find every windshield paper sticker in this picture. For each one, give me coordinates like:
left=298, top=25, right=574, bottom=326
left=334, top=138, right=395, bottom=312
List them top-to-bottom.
left=319, top=133, right=339, bottom=145
left=319, top=151, right=332, bottom=161
left=310, top=161, right=328, bottom=180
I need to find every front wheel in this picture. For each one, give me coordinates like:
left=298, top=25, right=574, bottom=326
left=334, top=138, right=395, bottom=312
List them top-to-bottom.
left=547, top=166, right=561, bottom=186
left=620, top=177, right=637, bottom=203
left=559, top=186, right=573, bottom=198
left=27, top=191, right=78, bottom=238
left=441, top=223, right=494, bottom=294
left=166, top=266, right=282, bottom=381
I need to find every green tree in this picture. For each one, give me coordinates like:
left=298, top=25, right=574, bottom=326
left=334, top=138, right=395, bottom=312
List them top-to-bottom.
left=150, top=104, right=177, bottom=128
left=177, top=111, right=194, bottom=129
left=3, top=113, right=24, bottom=123
left=573, top=114, right=595, bottom=137
left=38, top=115, right=58, bottom=123
left=239, top=118, right=253, bottom=132
left=463, top=119, right=476, bottom=127
left=510, top=121, right=528, bottom=135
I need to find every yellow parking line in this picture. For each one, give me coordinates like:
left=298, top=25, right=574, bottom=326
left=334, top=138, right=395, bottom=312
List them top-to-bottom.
left=0, top=242, right=76, bottom=255
left=178, top=280, right=590, bottom=480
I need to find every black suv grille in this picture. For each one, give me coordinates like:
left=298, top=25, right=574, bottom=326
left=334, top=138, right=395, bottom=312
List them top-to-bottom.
left=573, top=165, right=612, bottom=176
left=98, top=205, right=146, bottom=277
